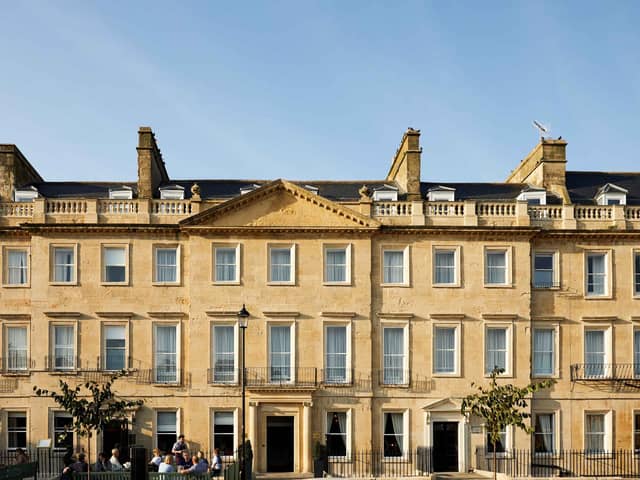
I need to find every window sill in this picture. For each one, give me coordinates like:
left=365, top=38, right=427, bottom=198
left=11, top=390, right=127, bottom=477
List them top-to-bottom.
left=212, top=281, right=241, bottom=286
left=49, top=282, right=78, bottom=286
left=100, top=282, right=129, bottom=287
left=152, top=282, right=182, bottom=287
left=266, top=282, right=296, bottom=286
left=322, top=282, right=352, bottom=287
left=380, top=283, right=410, bottom=288
left=432, top=283, right=461, bottom=288
left=1, top=284, right=30, bottom=289
left=483, top=284, right=514, bottom=288
left=532, top=286, right=560, bottom=291
left=584, top=295, right=613, bottom=300
left=49, top=370, right=78, bottom=375
left=1, top=371, right=30, bottom=377
left=432, top=372, right=460, bottom=378
left=484, top=372, right=513, bottom=378
left=532, top=373, right=558, bottom=379
left=209, top=381, right=239, bottom=386
left=323, top=381, right=353, bottom=387
left=152, top=382, right=182, bottom=387
left=380, top=383, right=410, bottom=388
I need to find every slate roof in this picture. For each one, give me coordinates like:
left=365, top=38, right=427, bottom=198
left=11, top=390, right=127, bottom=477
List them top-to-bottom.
left=566, top=172, right=640, bottom=205
left=23, top=182, right=138, bottom=199
left=420, top=182, right=563, bottom=204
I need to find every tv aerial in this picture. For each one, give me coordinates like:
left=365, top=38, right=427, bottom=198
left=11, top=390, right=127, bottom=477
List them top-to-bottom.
left=532, top=120, right=551, bottom=139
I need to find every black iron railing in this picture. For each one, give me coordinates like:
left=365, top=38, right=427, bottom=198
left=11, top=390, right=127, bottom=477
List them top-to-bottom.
left=0, top=357, right=33, bottom=374
left=571, top=363, right=640, bottom=381
left=135, top=367, right=183, bottom=385
left=207, top=367, right=239, bottom=385
left=244, top=367, right=318, bottom=388
left=377, top=368, right=411, bottom=386
left=0, top=448, right=66, bottom=478
left=327, top=448, right=433, bottom=477
left=476, top=448, right=640, bottom=478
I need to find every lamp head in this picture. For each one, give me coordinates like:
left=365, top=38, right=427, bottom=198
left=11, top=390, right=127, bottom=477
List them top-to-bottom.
left=237, top=304, right=250, bottom=328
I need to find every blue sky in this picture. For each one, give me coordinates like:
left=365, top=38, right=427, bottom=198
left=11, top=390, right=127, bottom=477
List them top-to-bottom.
left=1, top=1, right=639, bottom=184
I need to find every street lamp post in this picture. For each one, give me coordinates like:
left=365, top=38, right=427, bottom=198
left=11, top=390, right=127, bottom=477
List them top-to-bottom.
left=237, top=304, right=250, bottom=480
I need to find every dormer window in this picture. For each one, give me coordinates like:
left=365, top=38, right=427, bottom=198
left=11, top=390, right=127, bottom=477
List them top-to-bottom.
left=595, top=183, right=627, bottom=206
left=240, top=184, right=261, bottom=195
left=159, top=185, right=185, bottom=200
left=304, top=185, right=319, bottom=195
left=372, top=185, right=398, bottom=202
left=14, top=186, right=38, bottom=202
left=109, top=186, right=133, bottom=200
left=427, top=186, right=455, bottom=202
left=517, top=186, right=547, bottom=205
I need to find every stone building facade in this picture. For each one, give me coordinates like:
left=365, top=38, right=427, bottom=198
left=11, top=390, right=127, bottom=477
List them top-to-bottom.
left=0, top=127, right=639, bottom=474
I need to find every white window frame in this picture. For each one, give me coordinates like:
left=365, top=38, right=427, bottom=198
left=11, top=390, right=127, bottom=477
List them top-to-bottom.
left=240, top=184, right=260, bottom=195
left=108, top=186, right=133, bottom=200
left=159, top=186, right=185, bottom=200
left=372, top=186, right=398, bottom=202
left=14, top=188, right=38, bottom=202
left=427, top=188, right=455, bottom=202
left=517, top=190, right=547, bottom=205
left=596, top=192, right=626, bottom=206
left=50, top=244, right=78, bottom=285
left=101, top=244, right=129, bottom=285
left=153, top=244, right=181, bottom=285
left=212, top=244, right=241, bottom=285
left=267, top=244, right=296, bottom=285
left=323, top=244, right=352, bottom=286
left=381, top=245, right=410, bottom=287
left=2, top=246, right=30, bottom=287
left=432, top=246, right=461, bottom=287
left=484, top=246, right=512, bottom=287
left=532, top=250, right=559, bottom=289
left=584, top=250, right=611, bottom=298
left=633, top=250, right=640, bottom=298
left=50, top=322, right=77, bottom=371
left=152, top=322, right=181, bottom=384
left=210, top=322, right=239, bottom=384
left=267, top=322, right=296, bottom=383
left=323, top=322, right=352, bottom=384
left=381, top=322, right=409, bottom=386
left=432, top=322, right=461, bottom=377
left=484, top=322, right=513, bottom=377
left=4, top=323, right=30, bottom=372
left=101, top=323, right=129, bottom=372
left=531, top=323, right=559, bottom=378
left=583, top=325, right=612, bottom=378
left=634, top=327, right=640, bottom=379
left=155, top=409, right=180, bottom=454
left=211, top=409, right=238, bottom=458
left=325, top=409, right=352, bottom=459
left=6, top=410, right=28, bottom=450
left=382, top=410, right=409, bottom=458
left=584, top=410, right=612, bottom=453
left=51, top=411, right=73, bottom=451
left=533, top=411, right=559, bottom=455
left=486, top=424, right=512, bottom=457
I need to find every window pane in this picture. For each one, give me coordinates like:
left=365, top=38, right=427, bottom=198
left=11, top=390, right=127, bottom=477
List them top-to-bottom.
left=104, top=247, right=126, bottom=282
left=53, top=248, right=74, bottom=282
left=156, top=248, right=177, bottom=282
left=215, top=248, right=237, bottom=282
left=270, top=248, right=291, bottom=282
left=326, top=249, right=347, bottom=283
left=7, top=250, right=28, bottom=285
left=383, top=251, right=404, bottom=284
left=434, top=251, right=455, bottom=284
left=486, top=251, right=506, bottom=284
left=534, top=253, right=554, bottom=288
left=587, top=254, right=606, bottom=295
left=635, top=254, right=640, bottom=295
left=104, top=325, right=126, bottom=371
left=7, top=326, right=28, bottom=371
left=54, top=326, right=74, bottom=370
left=155, top=326, right=177, bottom=382
left=214, top=326, right=235, bottom=382
left=270, top=326, right=291, bottom=381
left=326, top=326, right=347, bottom=383
left=434, top=327, right=455, bottom=373
left=383, top=328, right=405, bottom=384
left=485, top=328, right=507, bottom=374
left=533, top=329, right=554, bottom=376
left=585, top=330, right=605, bottom=377
left=635, top=331, right=640, bottom=378
left=8, top=412, right=27, bottom=449
left=157, top=412, right=177, bottom=454
left=214, top=412, right=235, bottom=456
left=326, top=412, right=347, bottom=457
left=383, top=413, right=403, bottom=457
left=54, top=414, right=73, bottom=450
left=534, top=414, right=554, bottom=453
left=585, top=414, right=605, bottom=453
left=487, top=428, right=507, bottom=453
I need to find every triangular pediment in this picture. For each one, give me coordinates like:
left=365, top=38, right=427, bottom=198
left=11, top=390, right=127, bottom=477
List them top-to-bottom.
left=180, top=179, right=380, bottom=230
left=422, top=398, right=462, bottom=412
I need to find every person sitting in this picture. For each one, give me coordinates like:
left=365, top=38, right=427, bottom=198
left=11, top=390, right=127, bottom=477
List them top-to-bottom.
left=14, top=448, right=28, bottom=465
left=109, top=448, right=123, bottom=471
left=148, top=448, right=163, bottom=472
left=210, top=449, right=222, bottom=477
left=181, top=451, right=194, bottom=469
left=196, top=451, right=208, bottom=467
left=93, top=452, right=111, bottom=472
left=71, top=453, right=89, bottom=473
left=158, top=455, right=175, bottom=473
left=180, top=456, right=208, bottom=475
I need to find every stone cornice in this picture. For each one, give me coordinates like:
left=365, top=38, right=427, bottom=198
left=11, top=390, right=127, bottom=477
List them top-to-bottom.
left=20, top=224, right=180, bottom=234
left=379, top=226, right=540, bottom=237
left=536, top=230, right=640, bottom=239
left=44, top=311, right=82, bottom=318
left=147, top=311, right=186, bottom=319
left=206, top=311, right=240, bottom=318
left=262, top=311, right=300, bottom=318
left=321, top=311, right=357, bottom=318
left=96, top=312, right=135, bottom=319
left=377, top=312, right=414, bottom=320
left=0, top=313, right=30, bottom=321
left=429, top=313, right=465, bottom=321
left=482, top=313, right=518, bottom=321
left=582, top=315, right=617, bottom=323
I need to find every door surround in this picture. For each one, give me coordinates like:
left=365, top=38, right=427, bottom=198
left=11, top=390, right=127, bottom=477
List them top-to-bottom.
left=423, top=398, right=468, bottom=473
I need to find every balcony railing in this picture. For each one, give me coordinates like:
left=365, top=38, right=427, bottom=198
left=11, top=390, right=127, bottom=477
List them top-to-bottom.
left=0, top=356, right=33, bottom=374
left=570, top=363, right=640, bottom=381
left=135, top=367, right=182, bottom=385
left=207, top=367, right=239, bottom=385
left=244, top=367, right=318, bottom=388
left=377, top=368, right=410, bottom=387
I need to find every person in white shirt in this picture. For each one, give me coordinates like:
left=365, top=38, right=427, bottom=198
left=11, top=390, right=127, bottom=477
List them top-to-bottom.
left=109, top=448, right=123, bottom=471
left=158, top=455, right=175, bottom=473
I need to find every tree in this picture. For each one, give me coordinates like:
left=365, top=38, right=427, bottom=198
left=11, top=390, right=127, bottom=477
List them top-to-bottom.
left=460, top=368, right=555, bottom=480
left=34, top=371, right=143, bottom=478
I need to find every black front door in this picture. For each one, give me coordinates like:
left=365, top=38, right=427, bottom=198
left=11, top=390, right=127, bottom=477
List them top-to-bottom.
left=266, top=416, right=294, bottom=472
left=103, top=419, right=130, bottom=462
left=433, top=421, right=458, bottom=472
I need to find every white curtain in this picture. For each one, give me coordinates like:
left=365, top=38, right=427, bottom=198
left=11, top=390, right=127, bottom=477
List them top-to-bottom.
left=54, top=248, right=74, bottom=282
left=215, top=248, right=236, bottom=282
left=156, top=249, right=177, bottom=282
left=271, top=249, right=291, bottom=282
left=326, top=250, right=346, bottom=282
left=7, top=251, right=27, bottom=284
left=383, top=251, right=404, bottom=284
left=435, top=251, right=455, bottom=284
left=486, top=252, right=506, bottom=284
left=587, top=254, right=605, bottom=294
left=54, top=326, right=74, bottom=369
left=156, top=326, right=177, bottom=381
left=214, top=326, right=234, bottom=382
left=270, top=326, right=291, bottom=380
left=326, top=326, right=347, bottom=382
left=7, top=327, right=27, bottom=370
left=435, top=327, right=455, bottom=373
left=384, top=328, right=404, bottom=384
left=486, top=328, right=506, bottom=373
left=533, top=329, right=554, bottom=375
left=585, top=330, right=604, bottom=376
left=635, top=330, right=640, bottom=377
left=390, top=413, right=403, bottom=451
left=538, top=414, right=553, bottom=453
left=585, top=414, right=604, bottom=452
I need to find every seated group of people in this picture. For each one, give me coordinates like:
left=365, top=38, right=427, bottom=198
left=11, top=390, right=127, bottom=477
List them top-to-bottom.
left=148, top=435, right=222, bottom=476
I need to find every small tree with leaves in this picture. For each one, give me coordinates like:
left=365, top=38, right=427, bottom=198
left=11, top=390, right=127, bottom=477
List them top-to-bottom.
left=461, top=367, right=555, bottom=480
left=34, top=371, right=143, bottom=478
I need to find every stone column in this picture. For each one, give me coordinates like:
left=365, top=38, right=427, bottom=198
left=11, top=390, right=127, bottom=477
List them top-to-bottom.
left=463, top=200, right=478, bottom=226
left=249, top=402, right=257, bottom=467
left=303, top=402, right=312, bottom=473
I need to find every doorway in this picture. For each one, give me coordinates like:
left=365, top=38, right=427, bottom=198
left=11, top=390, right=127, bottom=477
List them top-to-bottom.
left=266, top=416, right=294, bottom=472
left=102, top=419, right=130, bottom=462
left=433, top=421, right=458, bottom=472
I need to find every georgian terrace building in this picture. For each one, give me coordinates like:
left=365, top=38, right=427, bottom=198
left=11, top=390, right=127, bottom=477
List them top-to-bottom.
left=0, top=127, right=639, bottom=474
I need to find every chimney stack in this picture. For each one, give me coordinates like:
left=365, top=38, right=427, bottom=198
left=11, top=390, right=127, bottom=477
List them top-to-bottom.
left=137, top=127, right=169, bottom=199
left=386, top=128, right=422, bottom=201
left=0, top=145, right=43, bottom=202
